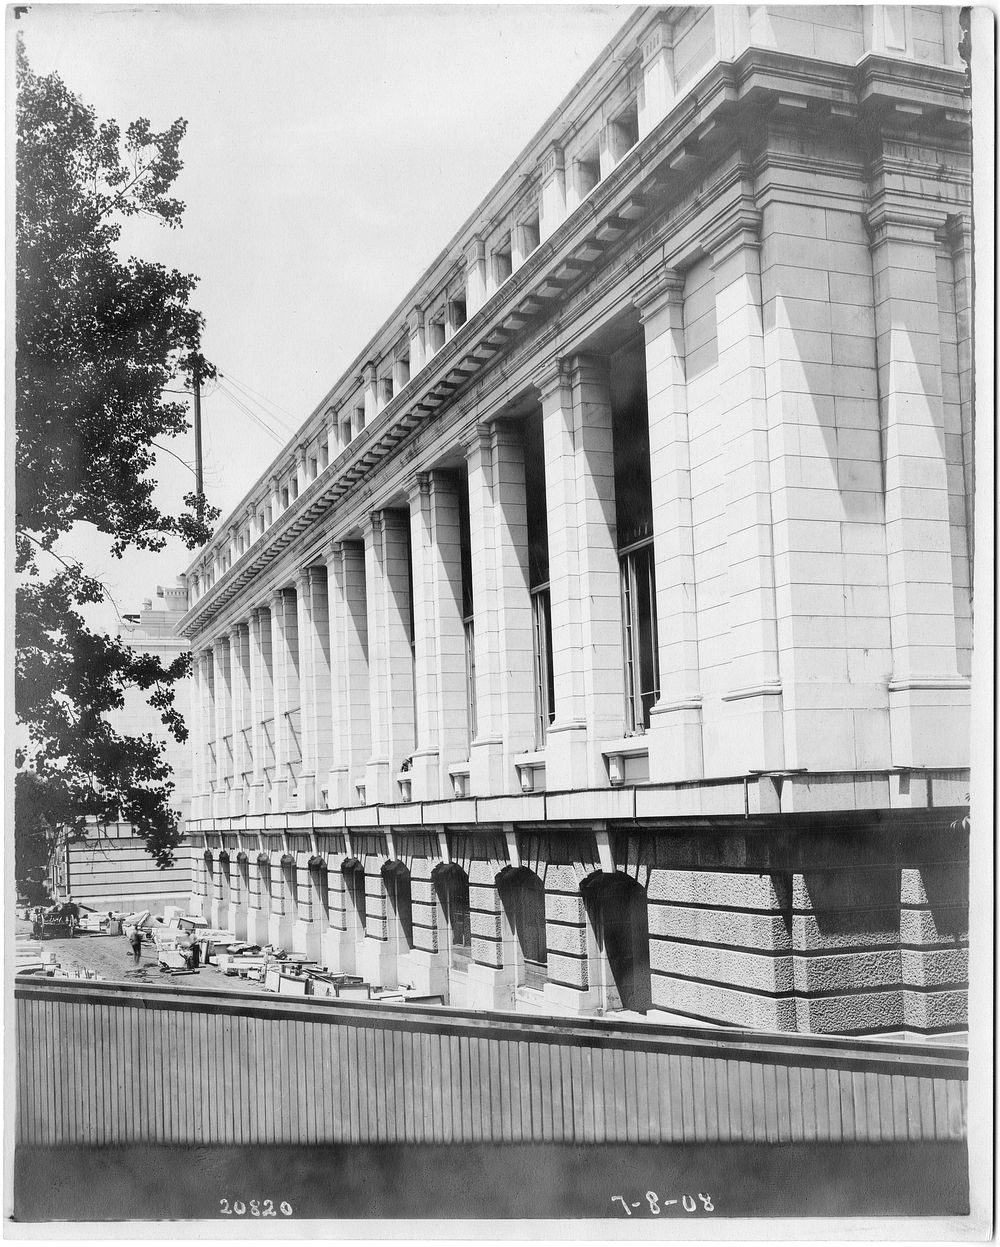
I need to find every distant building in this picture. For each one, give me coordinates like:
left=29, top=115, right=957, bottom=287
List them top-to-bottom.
left=179, top=7, right=973, bottom=1036
left=50, top=584, right=195, bottom=912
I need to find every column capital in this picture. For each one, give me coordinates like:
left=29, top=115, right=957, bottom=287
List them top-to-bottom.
left=640, top=14, right=671, bottom=64
left=538, top=140, right=564, bottom=180
left=866, top=202, right=949, bottom=249
left=704, top=203, right=763, bottom=264
left=943, top=210, right=972, bottom=253
left=464, top=234, right=486, bottom=265
left=632, top=266, right=685, bottom=319
left=407, top=305, right=425, bottom=333
left=532, top=356, right=571, bottom=404
left=360, top=360, right=378, bottom=388
left=460, top=422, right=493, bottom=461
left=294, top=443, right=308, bottom=465
left=406, top=470, right=432, bottom=504
left=269, top=473, right=280, bottom=491
left=245, top=502, right=257, bottom=522
left=362, top=510, right=384, bottom=538
left=294, top=566, right=313, bottom=593
left=227, top=621, right=246, bottom=643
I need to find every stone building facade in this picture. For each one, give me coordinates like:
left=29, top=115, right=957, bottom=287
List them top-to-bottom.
left=179, top=6, right=973, bottom=1036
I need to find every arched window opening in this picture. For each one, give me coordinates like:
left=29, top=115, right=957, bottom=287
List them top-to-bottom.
left=281, top=855, right=298, bottom=917
left=257, top=857, right=272, bottom=918
left=308, top=857, right=329, bottom=922
left=342, top=860, right=367, bottom=938
left=383, top=862, right=413, bottom=954
left=435, top=865, right=472, bottom=971
left=499, top=869, right=547, bottom=989
left=583, top=873, right=652, bottom=1014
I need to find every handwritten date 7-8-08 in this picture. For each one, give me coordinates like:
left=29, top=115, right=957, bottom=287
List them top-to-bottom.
left=611, top=1192, right=715, bottom=1215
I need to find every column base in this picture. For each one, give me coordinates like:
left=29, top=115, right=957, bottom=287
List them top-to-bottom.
left=889, top=679, right=970, bottom=768
left=706, top=685, right=784, bottom=776
left=647, top=699, right=704, bottom=782
left=543, top=721, right=589, bottom=790
left=469, top=737, right=505, bottom=795
left=408, top=748, right=441, bottom=801
left=365, top=758, right=393, bottom=805
left=326, top=767, right=351, bottom=810
left=296, top=774, right=317, bottom=811
left=269, top=779, right=289, bottom=812
left=248, top=784, right=266, bottom=816
left=249, top=907, right=270, bottom=947
left=267, top=914, right=294, bottom=951
left=291, top=918, right=322, bottom=960
left=321, top=927, right=359, bottom=976
left=357, top=936, right=399, bottom=989
left=396, top=948, right=450, bottom=998
left=464, top=962, right=516, bottom=1011
left=542, top=980, right=602, bottom=1017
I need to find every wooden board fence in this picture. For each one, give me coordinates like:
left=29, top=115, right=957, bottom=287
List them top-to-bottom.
left=15, top=977, right=967, bottom=1148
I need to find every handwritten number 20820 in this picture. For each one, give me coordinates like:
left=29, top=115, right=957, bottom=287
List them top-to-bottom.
left=219, top=1198, right=293, bottom=1216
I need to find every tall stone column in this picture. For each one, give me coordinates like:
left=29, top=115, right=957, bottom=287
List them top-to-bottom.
left=637, top=15, right=674, bottom=138
left=538, top=142, right=566, bottom=242
left=868, top=203, right=968, bottom=765
left=707, top=208, right=784, bottom=774
left=634, top=268, right=704, bottom=781
left=407, top=306, right=425, bottom=376
left=538, top=355, right=622, bottom=789
left=465, top=422, right=535, bottom=794
left=464, top=428, right=500, bottom=791
left=407, top=472, right=468, bottom=799
left=364, top=510, right=416, bottom=803
left=326, top=540, right=370, bottom=806
left=305, top=565, right=334, bottom=808
left=290, top=568, right=317, bottom=808
left=269, top=587, right=293, bottom=810
left=247, top=608, right=270, bottom=815
left=229, top=623, right=250, bottom=814
left=212, top=638, right=233, bottom=818
left=191, top=650, right=212, bottom=818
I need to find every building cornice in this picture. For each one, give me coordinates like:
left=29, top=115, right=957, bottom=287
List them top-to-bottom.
left=179, top=45, right=970, bottom=641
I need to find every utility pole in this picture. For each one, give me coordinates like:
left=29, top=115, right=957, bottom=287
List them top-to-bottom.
left=192, top=351, right=204, bottom=524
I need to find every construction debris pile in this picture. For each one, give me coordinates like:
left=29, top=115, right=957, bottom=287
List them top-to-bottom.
left=15, top=934, right=102, bottom=981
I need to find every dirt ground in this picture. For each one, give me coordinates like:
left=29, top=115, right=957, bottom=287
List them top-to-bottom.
left=14, top=917, right=271, bottom=996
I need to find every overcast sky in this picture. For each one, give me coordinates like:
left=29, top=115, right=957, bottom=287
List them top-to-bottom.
left=17, top=2, right=632, bottom=630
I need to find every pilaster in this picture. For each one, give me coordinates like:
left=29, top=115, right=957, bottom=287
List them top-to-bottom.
left=867, top=203, right=969, bottom=765
left=706, top=208, right=784, bottom=774
left=634, top=267, right=704, bottom=781
left=364, top=510, right=416, bottom=803
left=327, top=540, right=370, bottom=806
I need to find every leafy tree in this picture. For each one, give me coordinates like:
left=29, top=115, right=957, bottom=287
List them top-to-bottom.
left=15, top=38, right=219, bottom=898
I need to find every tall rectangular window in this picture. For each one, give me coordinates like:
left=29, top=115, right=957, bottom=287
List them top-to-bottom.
left=612, top=340, right=658, bottom=734
left=524, top=411, right=554, bottom=746
left=457, top=468, right=477, bottom=744
left=620, top=541, right=659, bottom=733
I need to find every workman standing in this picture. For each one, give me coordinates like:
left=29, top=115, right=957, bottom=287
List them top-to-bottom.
left=64, top=896, right=79, bottom=936
left=128, top=926, right=144, bottom=966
